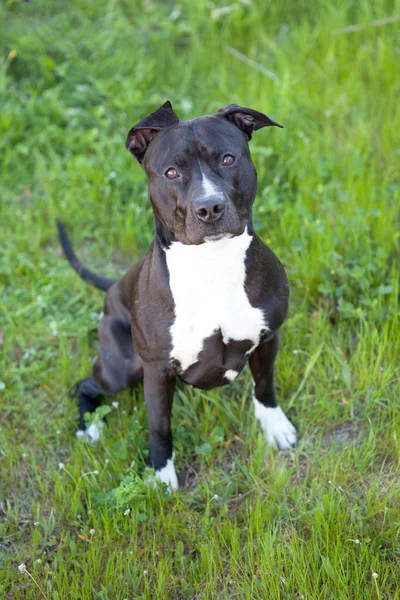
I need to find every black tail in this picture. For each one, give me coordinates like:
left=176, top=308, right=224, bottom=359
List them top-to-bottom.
left=56, top=220, right=117, bottom=292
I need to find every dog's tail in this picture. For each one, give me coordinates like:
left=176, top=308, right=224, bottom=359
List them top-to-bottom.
left=56, top=220, right=117, bottom=292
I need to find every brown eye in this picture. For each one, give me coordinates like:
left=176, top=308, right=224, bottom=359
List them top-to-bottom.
left=222, top=154, right=235, bottom=166
left=165, top=168, right=179, bottom=179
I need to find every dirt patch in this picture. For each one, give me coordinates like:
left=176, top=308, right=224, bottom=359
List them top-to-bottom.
left=321, top=420, right=363, bottom=448
left=178, top=461, right=201, bottom=489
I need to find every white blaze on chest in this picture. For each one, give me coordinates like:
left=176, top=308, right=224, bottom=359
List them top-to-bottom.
left=165, top=229, right=267, bottom=371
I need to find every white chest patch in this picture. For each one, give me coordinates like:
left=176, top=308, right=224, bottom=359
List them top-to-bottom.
left=165, top=229, right=267, bottom=371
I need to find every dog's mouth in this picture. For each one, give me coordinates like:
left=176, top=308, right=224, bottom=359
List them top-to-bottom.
left=189, top=223, right=246, bottom=245
left=203, top=233, right=234, bottom=243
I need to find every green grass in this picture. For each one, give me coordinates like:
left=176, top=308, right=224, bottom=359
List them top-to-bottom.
left=0, top=0, right=399, bottom=598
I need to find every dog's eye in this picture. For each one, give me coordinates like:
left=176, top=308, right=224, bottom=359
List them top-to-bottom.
left=222, top=154, right=235, bottom=166
left=165, top=168, right=179, bottom=179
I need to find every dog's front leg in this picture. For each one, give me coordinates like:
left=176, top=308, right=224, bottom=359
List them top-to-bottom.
left=249, top=333, right=297, bottom=450
left=143, top=363, right=178, bottom=492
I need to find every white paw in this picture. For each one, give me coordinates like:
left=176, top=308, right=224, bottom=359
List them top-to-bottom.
left=253, top=398, right=297, bottom=450
left=76, top=421, right=104, bottom=444
left=146, top=456, right=179, bottom=493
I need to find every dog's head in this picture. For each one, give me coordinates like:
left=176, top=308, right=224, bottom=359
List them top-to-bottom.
left=126, top=101, right=282, bottom=245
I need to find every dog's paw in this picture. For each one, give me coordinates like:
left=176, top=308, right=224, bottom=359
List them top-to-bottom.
left=253, top=398, right=297, bottom=450
left=76, top=421, right=104, bottom=444
left=145, top=456, right=179, bottom=493
left=156, top=457, right=179, bottom=492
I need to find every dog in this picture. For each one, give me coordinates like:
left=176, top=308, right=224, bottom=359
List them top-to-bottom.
left=57, top=101, right=297, bottom=491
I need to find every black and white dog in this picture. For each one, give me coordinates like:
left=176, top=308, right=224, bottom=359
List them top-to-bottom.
left=58, top=101, right=296, bottom=491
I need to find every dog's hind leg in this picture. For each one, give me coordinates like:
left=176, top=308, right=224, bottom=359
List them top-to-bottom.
left=75, top=285, right=143, bottom=442
left=76, top=377, right=105, bottom=442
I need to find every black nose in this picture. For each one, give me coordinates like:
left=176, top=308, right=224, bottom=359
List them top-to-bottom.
left=195, top=197, right=225, bottom=223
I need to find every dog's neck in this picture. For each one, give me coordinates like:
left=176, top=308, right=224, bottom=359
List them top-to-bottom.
left=154, top=215, right=176, bottom=248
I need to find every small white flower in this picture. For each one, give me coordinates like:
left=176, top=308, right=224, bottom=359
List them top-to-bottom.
left=169, top=7, right=181, bottom=20
left=292, top=349, right=299, bottom=354
left=112, top=401, right=119, bottom=409
left=56, top=430, right=60, bottom=435
left=22, top=453, right=27, bottom=458
left=105, top=458, right=110, bottom=465
left=58, top=462, right=65, bottom=470
left=93, top=470, right=99, bottom=475
left=212, top=494, right=219, bottom=500
left=124, top=509, right=130, bottom=516
left=88, top=510, right=92, bottom=515
left=77, top=514, right=81, bottom=519
left=34, top=521, right=39, bottom=526
left=89, top=529, right=95, bottom=535
left=130, top=550, right=133, bottom=555
left=155, top=551, right=159, bottom=556
left=36, top=559, right=41, bottom=564
left=18, top=563, right=26, bottom=572
left=143, top=570, right=147, bottom=575
left=372, top=573, right=378, bottom=579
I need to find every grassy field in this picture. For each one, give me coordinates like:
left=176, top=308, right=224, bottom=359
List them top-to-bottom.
left=0, top=0, right=399, bottom=598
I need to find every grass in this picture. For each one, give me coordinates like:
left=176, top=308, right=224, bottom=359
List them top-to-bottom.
left=0, top=0, right=399, bottom=598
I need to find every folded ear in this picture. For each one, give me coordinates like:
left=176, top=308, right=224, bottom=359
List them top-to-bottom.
left=126, top=101, right=179, bottom=163
left=216, top=104, right=283, bottom=140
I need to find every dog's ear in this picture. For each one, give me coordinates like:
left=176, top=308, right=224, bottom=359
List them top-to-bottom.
left=126, top=101, right=179, bottom=163
left=216, top=104, right=283, bottom=140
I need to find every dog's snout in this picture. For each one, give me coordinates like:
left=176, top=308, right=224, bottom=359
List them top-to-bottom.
left=195, top=197, right=225, bottom=223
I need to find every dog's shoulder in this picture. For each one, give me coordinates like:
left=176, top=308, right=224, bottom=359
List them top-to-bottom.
left=246, top=234, right=289, bottom=329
